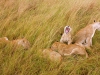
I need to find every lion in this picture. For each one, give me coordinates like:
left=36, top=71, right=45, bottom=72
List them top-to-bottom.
left=73, top=21, right=100, bottom=48
left=60, top=26, right=72, bottom=45
left=0, top=37, right=9, bottom=48
left=0, top=37, right=8, bottom=41
left=11, top=38, right=31, bottom=50
left=51, top=42, right=88, bottom=58
left=42, top=49, right=62, bottom=62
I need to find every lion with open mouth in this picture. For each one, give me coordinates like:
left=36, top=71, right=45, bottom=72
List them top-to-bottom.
left=60, top=26, right=72, bottom=45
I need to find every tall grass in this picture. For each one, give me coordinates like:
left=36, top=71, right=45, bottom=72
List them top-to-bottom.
left=0, top=0, right=100, bottom=75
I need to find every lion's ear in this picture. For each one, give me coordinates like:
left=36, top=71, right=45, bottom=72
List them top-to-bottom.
left=94, top=20, right=96, bottom=22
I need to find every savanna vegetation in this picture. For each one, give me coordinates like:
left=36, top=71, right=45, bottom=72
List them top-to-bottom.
left=0, top=0, right=100, bottom=75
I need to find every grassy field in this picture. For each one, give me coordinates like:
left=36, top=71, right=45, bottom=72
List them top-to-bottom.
left=0, top=0, right=100, bottom=75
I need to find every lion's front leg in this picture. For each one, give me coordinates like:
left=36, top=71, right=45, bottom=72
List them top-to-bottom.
left=85, top=37, right=92, bottom=49
left=86, top=37, right=92, bottom=46
left=90, top=38, right=92, bottom=46
left=68, top=39, right=72, bottom=45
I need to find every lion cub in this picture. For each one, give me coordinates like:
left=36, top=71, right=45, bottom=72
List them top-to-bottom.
left=73, top=21, right=100, bottom=48
left=60, top=26, right=72, bottom=45
left=11, top=38, right=31, bottom=50
left=51, top=42, right=88, bottom=58
left=42, top=49, right=62, bottom=62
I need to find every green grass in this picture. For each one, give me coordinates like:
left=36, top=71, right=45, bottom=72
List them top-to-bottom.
left=0, top=0, right=100, bottom=75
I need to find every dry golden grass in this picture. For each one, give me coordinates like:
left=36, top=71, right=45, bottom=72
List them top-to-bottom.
left=0, top=0, right=100, bottom=75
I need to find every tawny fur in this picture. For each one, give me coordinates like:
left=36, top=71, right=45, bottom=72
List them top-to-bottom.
left=73, top=22, right=100, bottom=48
left=60, top=26, right=72, bottom=45
left=0, top=37, right=9, bottom=48
left=0, top=37, right=8, bottom=41
left=0, top=37, right=9, bottom=44
left=11, top=38, right=31, bottom=50
left=51, top=42, right=88, bottom=58
left=42, top=49, right=62, bottom=62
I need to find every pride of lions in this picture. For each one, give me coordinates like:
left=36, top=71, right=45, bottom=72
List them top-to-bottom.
left=1, top=21, right=100, bottom=62
left=43, top=21, right=100, bottom=62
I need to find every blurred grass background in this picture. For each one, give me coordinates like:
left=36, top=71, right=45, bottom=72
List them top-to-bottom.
left=0, top=0, right=100, bottom=75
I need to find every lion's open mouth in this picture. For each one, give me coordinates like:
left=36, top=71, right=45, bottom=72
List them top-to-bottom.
left=65, top=27, right=70, bottom=34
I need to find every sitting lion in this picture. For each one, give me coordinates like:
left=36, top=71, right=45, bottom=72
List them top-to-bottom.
left=73, top=21, right=100, bottom=49
left=60, top=26, right=72, bottom=45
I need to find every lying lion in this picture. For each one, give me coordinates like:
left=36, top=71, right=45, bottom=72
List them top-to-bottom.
left=0, top=37, right=9, bottom=48
left=0, top=37, right=8, bottom=41
left=11, top=38, right=31, bottom=50
left=51, top=42, right=88, bottom=58
left=42, top=49, right=62, bottom=62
